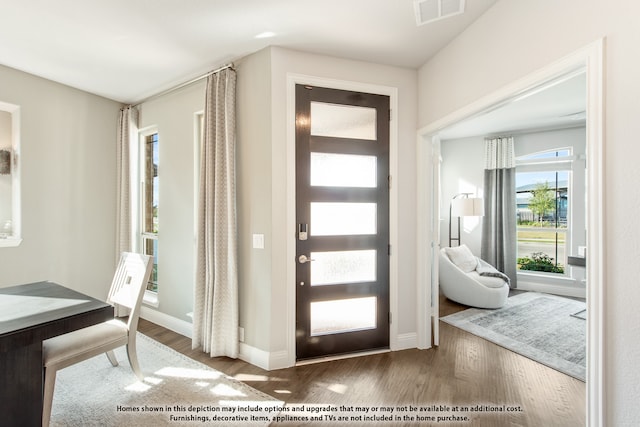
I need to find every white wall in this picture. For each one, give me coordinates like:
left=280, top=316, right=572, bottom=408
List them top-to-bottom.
left=418, top=0, right=640, bottom=423
left=236, top=46, right=418, bottom=365
left=236, top=48, right=274, bottom=352
left=0, top=64, right=121, bottom=299
left=137, top=82, right=205, bottom=322
left=439, top=135, right=485, bottom=255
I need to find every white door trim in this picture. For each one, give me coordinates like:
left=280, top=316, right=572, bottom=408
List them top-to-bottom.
left=415, top=39, right=605, bottom=427
left=285, top=73, right=399, bottom=367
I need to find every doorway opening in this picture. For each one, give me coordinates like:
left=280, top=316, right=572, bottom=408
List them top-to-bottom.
left=416, top=40, right=604, bottom=424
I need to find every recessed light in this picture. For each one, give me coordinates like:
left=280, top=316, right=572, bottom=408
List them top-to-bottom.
left=255, top=31, right=276, bottom=39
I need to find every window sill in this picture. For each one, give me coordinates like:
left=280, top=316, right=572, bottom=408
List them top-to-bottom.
left=0, top=237, right=22, bottom=248
left=517, top=271, right=580, bottom=285
left=517, top=271, right=586, bottom=298
left=143, top=290, right=159, bottom=307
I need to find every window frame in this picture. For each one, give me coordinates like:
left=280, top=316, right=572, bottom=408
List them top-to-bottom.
left=0, top=102, right=21, bottom=248
left=137, top=127, right=159, bottom=303
left=515, top=148, right=573, bottom=278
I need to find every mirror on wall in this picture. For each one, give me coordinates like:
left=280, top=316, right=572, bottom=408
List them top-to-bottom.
left=0, top=101, right=21, bottom=247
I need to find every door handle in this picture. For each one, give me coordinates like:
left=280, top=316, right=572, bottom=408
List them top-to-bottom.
left=298, top=255, right=315, bottom=264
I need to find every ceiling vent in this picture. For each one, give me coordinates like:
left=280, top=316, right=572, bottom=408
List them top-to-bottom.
left=414, top=0, right=466, bottom=26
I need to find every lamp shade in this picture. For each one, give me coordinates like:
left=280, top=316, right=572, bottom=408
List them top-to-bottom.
left=451, top=197, right=484, bottom=217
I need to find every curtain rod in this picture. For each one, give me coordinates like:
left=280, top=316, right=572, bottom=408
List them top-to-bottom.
left=131, top=63, right=234, bottom=108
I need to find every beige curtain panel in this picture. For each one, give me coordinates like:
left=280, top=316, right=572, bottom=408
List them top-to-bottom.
left=192, top=68, right=239, bottom=358
left=115, top=106, right=138, bottom=317
left=116, top=106, right=138, bottom=257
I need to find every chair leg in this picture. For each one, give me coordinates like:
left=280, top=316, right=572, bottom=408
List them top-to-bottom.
left=126, top=339, right=143, bottom=380
left=105, top=350, right=119, bottom=367
left=42, top=367, right=57, bottom=427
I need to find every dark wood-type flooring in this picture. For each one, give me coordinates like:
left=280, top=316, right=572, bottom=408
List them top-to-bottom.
left=137, top=293, right=585, bottom=427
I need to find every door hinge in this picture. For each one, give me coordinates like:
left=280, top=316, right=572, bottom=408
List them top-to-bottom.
left=388, top=109, right=392, bottom=121
left=388, top=175, right=392, bottom=190
left=388, top=244, right=391, bottom=256
left=389, top=312, right=392, bottom=324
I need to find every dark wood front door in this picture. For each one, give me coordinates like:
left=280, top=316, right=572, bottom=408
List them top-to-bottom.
left=295, top=84, right=390, bottom=360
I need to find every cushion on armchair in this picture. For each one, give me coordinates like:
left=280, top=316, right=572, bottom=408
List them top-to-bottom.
left=444, top=244, right=477, bottom=273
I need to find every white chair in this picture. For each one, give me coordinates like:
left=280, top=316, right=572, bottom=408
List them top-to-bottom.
left=439, top=246, right=509, bottom=309
left=42, top=252, right=153, bottom=427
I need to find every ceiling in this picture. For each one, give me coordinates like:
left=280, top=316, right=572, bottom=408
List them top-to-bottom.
left=0, top=0, right=498, bottom=104
left=438, top=69, right=587, bottom=140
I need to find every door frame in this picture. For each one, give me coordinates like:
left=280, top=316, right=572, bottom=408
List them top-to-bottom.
left=416, top=39, right=605, bottom=426
left=286, top=74, right=399, bottom=366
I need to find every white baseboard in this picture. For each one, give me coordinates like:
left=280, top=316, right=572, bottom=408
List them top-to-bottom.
left=517, top=281, right=586, bottom=299
left=140, top=306, right=193, bottom=339
left=139, top=308, right=292, bottom=370
left=139, top=309, right=421, bottom=372
left=393, top=332, right=418, bottom=350
left=238, top=342, right=270, bottom=370
left=238, top=344, right=293, bottom=371
left=268, top=350, right=291, bottom=370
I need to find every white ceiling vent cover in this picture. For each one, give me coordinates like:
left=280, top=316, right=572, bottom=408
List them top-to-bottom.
left=414, top=0, right=466, bottom=26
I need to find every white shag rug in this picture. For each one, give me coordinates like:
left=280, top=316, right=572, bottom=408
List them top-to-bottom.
left=50, top=333, right=283, bottom=426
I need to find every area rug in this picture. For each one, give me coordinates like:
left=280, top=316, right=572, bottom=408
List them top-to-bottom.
left=441, top=291, right=586, bottom=381
left=50, top=333, right=283, bottom=426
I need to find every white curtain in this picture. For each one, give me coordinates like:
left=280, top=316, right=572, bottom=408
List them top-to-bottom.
left=192, top=68, right=239, bottom=358
left=115, top=106, right=138, bottom=316
left=116, top=106, right=137, bottom=257
left=481, top=137, right=518, bottom=287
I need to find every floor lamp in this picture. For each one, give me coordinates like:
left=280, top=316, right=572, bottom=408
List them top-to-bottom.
left=449, top=193, right=484, bottom=247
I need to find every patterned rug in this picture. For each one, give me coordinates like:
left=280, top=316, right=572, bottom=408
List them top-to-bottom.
left=441, top=291, right=586, bottom=381
left=50, top=333, right=283, bottom=426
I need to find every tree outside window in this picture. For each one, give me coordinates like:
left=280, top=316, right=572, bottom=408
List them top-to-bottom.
left=516, top=153, right=569, bottom=275
left=528, top=181, right=556, bottom=225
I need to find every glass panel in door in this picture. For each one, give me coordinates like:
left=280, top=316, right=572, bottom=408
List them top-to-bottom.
left=310, top=102, right=377, bottom=140
left=310, top=153, right=377, bottom=188
left=310, top=203, right=377, bottom=236
left=310, top=297, right=377, bottom=336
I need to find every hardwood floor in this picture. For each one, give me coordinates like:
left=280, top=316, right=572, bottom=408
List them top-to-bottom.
left=137, top=293, right=585, bottom=426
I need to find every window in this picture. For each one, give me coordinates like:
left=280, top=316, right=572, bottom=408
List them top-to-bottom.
left=0, top=102, right=21, bottom=248
left=141, top=132, right=159, bottom=292
left=516, top=149, right=572, bottom=275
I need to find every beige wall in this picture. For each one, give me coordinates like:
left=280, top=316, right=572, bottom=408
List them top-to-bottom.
left=418, top=0, right=640, bottom=423
left=236, top=46, right=419, bottom=361
left=271, top=47, right=420, bottom=348
left=236, top=48, right=274, bottom=351
left=0, top=64, right=121, bottom=299
left=137, top=81, right=205, bottom=322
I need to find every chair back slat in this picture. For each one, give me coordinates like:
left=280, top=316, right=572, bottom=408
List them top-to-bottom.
left=107, top=252, right=152, bottom=313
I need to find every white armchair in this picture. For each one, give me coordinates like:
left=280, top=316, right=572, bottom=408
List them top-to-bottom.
left=439, top=246, right=509, bottom=309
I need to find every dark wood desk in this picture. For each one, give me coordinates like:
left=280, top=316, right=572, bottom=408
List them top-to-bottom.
left=0, top=281, right=114, bottom=427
